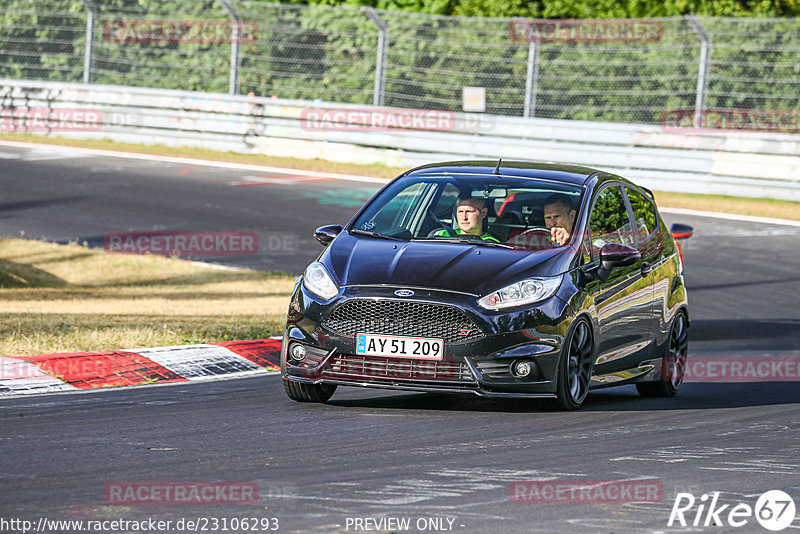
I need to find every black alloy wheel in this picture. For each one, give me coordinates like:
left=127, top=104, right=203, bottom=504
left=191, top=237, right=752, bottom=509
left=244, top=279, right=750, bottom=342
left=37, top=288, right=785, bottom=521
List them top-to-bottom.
left=637, top=312, right=688, bottom=397
left=553, top=318, right=594, bottom=410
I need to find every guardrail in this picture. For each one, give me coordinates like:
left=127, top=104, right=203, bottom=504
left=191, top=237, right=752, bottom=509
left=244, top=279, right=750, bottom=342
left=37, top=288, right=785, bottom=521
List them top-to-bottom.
left=1, top=79, right=798, bottom=201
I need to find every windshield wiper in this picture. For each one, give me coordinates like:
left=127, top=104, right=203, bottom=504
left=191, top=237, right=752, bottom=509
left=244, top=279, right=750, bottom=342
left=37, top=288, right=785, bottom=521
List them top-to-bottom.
left=350, top=229, right=406, bottom=241
left=411, top=237, right=512, bottom=249
left=473, top=240, right=513, bottom=248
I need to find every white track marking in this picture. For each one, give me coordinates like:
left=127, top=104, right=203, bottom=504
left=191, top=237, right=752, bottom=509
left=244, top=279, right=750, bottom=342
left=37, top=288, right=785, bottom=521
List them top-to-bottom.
left=0, top=140, right=387, bottom=184
left=19, top=147, right=86, bottom=162
left=231, top=175, right=336, bottom=186
left=131, top=344, right=263, bottom=380
left=0, top=357, right=76, bottom=395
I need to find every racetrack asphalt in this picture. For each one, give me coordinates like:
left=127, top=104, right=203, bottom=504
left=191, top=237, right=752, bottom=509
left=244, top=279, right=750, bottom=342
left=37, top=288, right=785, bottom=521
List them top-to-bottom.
left=1, top=142, right=799, bottom=533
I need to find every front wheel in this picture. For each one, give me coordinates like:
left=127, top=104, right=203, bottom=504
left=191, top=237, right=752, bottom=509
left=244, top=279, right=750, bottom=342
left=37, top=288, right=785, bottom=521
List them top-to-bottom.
left=637, top=312, right=688, bottom=397
left=551, top=318, right=594, bottom=410
left=283, top=379, right=336, bottom=403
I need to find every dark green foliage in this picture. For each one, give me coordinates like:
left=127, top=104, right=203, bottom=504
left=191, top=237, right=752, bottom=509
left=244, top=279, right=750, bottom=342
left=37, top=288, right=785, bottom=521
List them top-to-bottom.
left=0, top=0, right=86, bottom=82
left=308, top=0, right=800, bottom=18
left=1, top=1, right=797, bottom=126
left=591, top=186, right=629, bottom=236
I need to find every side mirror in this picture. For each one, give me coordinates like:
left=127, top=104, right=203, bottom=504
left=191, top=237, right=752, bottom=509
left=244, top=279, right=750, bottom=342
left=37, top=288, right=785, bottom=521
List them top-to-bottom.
left=670, top=223, right=693, bottom=240
left=314, top=225, right=343, bottom=247
left=581, top=243, right=641, bottom=283
left=600, top=243, right=641, bottom=270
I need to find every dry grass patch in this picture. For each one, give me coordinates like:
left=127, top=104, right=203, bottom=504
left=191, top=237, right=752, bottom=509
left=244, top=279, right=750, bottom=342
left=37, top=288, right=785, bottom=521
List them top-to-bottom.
left=653, top=190, right=800, bottom=221
left=0, top=238, right=295, bottom=357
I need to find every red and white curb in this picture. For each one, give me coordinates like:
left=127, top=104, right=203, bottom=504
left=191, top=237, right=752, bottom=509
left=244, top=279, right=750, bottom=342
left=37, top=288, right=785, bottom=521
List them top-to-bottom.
left=0, top=338, right=281, bottom=396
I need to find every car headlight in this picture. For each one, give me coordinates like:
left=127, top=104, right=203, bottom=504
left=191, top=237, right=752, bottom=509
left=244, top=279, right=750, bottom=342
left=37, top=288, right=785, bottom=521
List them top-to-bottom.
left=303, top=262, right=339, bottom=300
left=477, top=275, right=563, bottom=310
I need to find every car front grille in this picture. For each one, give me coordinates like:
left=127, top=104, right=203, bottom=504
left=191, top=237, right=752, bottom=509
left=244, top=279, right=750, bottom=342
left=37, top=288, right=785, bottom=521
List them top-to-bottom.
left=321, top=299, right=485, bottom=343
left=323, top=354, right=475, bottom=384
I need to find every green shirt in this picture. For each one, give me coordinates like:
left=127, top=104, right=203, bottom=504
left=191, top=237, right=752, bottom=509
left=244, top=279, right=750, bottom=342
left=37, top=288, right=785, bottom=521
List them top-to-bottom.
left=433, top=227, right=500, bottom=242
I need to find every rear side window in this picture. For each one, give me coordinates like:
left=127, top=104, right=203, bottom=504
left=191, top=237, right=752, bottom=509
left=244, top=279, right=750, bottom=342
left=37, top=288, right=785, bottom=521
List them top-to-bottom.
left=589, top=185, right=633, bottom=259
left=626, top=187, right=658, bottom=241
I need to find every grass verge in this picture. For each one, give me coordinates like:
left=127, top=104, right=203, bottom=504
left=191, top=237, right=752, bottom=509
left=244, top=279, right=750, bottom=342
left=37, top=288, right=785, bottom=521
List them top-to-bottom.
left=2, top=133, right=798, bottom=221
left=652, top=191, right=800, bottom=221
left=0, top=237, right=295, bottom=357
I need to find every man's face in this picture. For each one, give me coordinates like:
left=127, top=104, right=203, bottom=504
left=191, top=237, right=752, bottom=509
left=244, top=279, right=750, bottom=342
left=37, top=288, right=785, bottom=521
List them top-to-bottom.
left=456, top=201, right=487, bottom=235
left=544, top=201, right=575, bottom=232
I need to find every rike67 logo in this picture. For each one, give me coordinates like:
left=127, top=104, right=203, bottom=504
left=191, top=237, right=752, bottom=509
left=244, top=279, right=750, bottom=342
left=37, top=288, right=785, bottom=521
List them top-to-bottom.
left=669, top=490, right=796, bottom=531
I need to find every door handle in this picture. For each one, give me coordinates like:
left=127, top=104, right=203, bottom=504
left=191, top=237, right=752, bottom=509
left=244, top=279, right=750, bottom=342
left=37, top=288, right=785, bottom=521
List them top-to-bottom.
left=641, top=262, right=652, bottom=275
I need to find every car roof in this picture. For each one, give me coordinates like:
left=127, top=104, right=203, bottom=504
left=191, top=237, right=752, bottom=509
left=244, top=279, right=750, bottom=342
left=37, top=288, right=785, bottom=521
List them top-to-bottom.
left=403, top=160, right=601, bottom=186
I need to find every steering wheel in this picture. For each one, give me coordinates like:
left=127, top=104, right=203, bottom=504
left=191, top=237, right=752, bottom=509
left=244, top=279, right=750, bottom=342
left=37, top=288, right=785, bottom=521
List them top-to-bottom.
left=427, top=226, right=453, bottom=238
left=508, top=228, right=555, bottom=250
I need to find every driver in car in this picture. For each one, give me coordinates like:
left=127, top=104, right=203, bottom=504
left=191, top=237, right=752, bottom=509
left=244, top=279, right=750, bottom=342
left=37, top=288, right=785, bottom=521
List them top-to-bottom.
left=543, top=193, right=576, bottom=246
left=434, top=196, right=500, bottom=242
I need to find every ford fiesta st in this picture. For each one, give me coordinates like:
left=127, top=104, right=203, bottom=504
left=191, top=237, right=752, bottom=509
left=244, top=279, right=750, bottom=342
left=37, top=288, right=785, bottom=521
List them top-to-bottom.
left=281, top=161, right=691, bottom=409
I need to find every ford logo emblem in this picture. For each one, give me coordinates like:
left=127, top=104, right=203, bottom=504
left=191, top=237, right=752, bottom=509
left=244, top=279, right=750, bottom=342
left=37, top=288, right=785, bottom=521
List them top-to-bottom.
left=394, top=289, right=415, bottom=297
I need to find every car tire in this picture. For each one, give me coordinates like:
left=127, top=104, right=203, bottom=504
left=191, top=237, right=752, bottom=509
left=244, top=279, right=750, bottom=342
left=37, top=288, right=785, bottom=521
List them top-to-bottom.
left=636, top=311, right=688, bottom=398
left=550, top=318, right=594, bottom=410
left=283, top=379, right=337, bottom=403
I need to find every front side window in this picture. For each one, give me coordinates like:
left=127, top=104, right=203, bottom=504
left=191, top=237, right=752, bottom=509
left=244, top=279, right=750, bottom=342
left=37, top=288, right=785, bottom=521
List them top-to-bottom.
left=351, top=175, right=584, bottom=250
left=357, top=182, right=429, bottom=234
left=589, top=185, right=633, bottom=259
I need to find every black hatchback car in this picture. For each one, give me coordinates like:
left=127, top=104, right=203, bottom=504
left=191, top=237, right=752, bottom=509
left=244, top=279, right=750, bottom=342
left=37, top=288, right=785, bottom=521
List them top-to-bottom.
left=281, top=161, right=691, bottom=409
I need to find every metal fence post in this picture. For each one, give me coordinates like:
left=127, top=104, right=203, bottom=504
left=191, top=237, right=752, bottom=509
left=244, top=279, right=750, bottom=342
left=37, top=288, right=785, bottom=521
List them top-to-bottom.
left=79, top=0, right=97, bottom=84
left=218, top=0, right=241, bottom=95
left=363, top=7, right=388, bottom=107
left=687, top=16, right=711, bottom=129
left=523, top=41, right=539, bottom=118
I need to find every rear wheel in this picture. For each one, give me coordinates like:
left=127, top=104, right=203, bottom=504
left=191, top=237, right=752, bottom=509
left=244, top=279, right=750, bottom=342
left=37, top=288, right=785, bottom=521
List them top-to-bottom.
left=637, top=312, right=688, bottom=397
left=551, top=318, right=594, bottom=410
left=283, top=379, right=336, bottom=403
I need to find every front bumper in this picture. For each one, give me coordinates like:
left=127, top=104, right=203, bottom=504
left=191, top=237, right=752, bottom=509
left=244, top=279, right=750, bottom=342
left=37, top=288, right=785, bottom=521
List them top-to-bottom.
left=281, top=282, right=574, bottom=398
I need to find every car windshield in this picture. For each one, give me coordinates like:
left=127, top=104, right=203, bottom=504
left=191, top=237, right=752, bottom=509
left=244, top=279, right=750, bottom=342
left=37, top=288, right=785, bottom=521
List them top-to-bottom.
left=351, top=175, right=585, bottom=251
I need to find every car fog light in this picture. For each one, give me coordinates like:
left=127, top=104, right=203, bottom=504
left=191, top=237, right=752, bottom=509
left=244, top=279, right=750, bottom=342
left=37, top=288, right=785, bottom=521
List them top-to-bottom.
left=289, top=344, right=307, bottom=362
left=512, top=359, right=533, bottom=378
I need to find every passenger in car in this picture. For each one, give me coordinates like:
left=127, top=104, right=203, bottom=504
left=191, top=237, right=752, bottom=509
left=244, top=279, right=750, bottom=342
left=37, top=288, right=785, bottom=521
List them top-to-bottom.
left=434, top=196, right=500, bottom=242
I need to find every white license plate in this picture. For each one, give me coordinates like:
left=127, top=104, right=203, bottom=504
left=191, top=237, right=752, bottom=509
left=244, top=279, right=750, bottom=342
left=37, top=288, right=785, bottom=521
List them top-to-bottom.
left=356, top=333, right=444, bottom=360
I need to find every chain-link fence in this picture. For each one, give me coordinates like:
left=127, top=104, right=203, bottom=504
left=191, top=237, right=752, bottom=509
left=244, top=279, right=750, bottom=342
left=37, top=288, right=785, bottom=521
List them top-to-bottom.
left=2, top=0, right=799, bottom=125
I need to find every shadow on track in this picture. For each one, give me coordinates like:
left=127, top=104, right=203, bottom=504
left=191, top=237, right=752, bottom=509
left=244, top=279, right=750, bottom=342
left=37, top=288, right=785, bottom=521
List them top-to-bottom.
left=0, top=197, right=86, bottom=217
left=690, top=318, right=800, bottom=344
left=324, top=381, right=800, bottom=413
